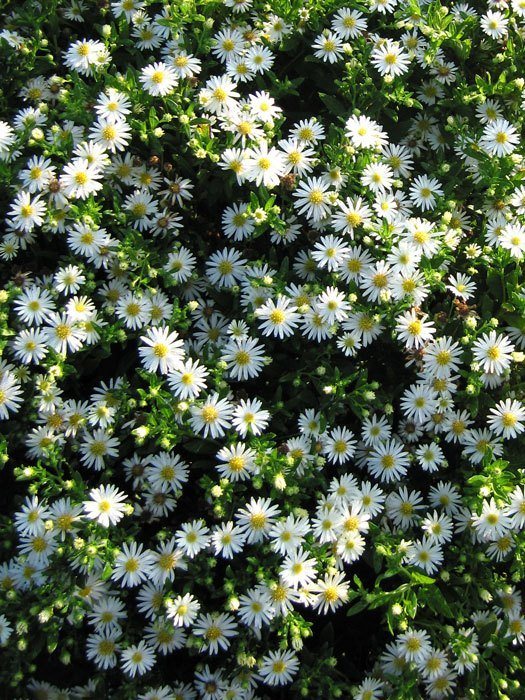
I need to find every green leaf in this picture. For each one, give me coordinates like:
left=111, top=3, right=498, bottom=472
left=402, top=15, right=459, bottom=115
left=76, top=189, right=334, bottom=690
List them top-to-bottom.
left=346, top=599, right=368, bottom=617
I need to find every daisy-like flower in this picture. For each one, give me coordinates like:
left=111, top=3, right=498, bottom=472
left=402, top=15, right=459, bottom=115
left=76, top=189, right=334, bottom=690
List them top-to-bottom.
left=331, top=7, right=367, bottom=39
left=481, top=10, right=509, bottom=40
left=312, top=30, right=344, bottom=63
left=63, top=39, right=107, bottom=75
left=371, top=40, right=410, bottom=77
left=169, top=50, right=202, bottom=79
left=140, top=62, right=178, bottom=96
left=200, top=75, right=240, bottom=115
left=95, top=89, right=131, bottom=123
left=345, top=115, right=386, bottom=150
left=89, top=118, right=131, bottom=153
left=291, top=118, right=326, bottom=144
left=480, top=118, right=520, bottom=157
left=0, top=120, right=16, bottom=159
left=279, top=138, right=316, bottom=176
left=243, top=141, right=286, bottom=188
left=61, top=158, right=103, bottom=199
left=361, top=162, right=394, bottom=193
left=409, top=174, right=443, bottom=211
left=293, top=176, right=333, bottom=222
left=7, top=191, right=46, bottom=231
left=332, top=196, right=373, bottom=236
left=403, top=217, right=441, bottom=258
left=500, top=223, right=525, bottom=258
left=164, top=245, right=196, bottom=283
left=206, top=247, right=247, bottom=288
left=446, top=273, right=477, bottom=300
left=13, top=286, right=55, bottom=326
left=115, top=292, right=151, bottom=329
left=255, top=296, right=300, bottom=339
left=395, top=309, right=435, bottom=349
left=44, top=312, right=86, bottom=354
left=139, top=325, right=185, bottom=374
left=12, top=328, right=48, bottom=364
left=472, top=331, right=514, bottom=374
left=423, top=336, right=462, bottom=379
left=168, top=358, right=208, bottom=400
left=400, top=383, right=438, bottom=423
left=189, top=393, right=233, bottom=439
left=232, top=397, right=270, bottom=437
left=487, top=398, right=525, bottom=439
left=323, top=427, right=357, bottom=465
left=80, top=429, right=120, bottom=471
left=367, top=439, right=410, bottom=483
left=216, top=442, right=256, bottom=482
left=83, top=484, right=128, bottom=528
left=507, top=486, right=525, bottom=530
left=14, top=495, right=50, bottom=536
left=236, top=497, right=280, bottom=543
left=472, top=498, right=512, bottom=541
left=175, top=519, right=210, bottom=558
left=211, top=521, right=246, bottom=558
left=405, top=539, right=443, bottom=575
left=112, top=541, right=154, bottom=587
left=280, top=547, right=317, bottom=589
left=310, top=571, right=349, bottom=614
left=238, top=586, right=275, bottom=629
left=166, top=593, right=201, bottom=627
left=193, top=612, right=238, bottom=654
left=0, top=614, right=12, bottom=645
left=398, top=628, right=432, bottom=664
left=86, top=631, right=120, bottom=670
left=121, top=641, right=156, bottom=678
left=258, top=649, right=299, bottom=686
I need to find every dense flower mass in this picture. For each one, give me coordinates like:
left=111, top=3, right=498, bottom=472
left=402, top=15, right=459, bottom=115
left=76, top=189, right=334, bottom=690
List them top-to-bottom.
left=1, top=0, right=525, bottom=699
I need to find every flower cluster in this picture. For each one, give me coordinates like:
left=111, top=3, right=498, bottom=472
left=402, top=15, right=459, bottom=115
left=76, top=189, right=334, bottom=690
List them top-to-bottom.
left=1, top=0, right=525, bottom=699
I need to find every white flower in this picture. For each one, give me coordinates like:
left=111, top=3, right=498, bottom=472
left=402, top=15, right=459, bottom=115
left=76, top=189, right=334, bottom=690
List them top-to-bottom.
left=331, top=8, right=367, bottom=39
left=481, top=11, right=509, bottom=40
left=312, top=31, right=345, bottom=63
left=64, top=39, right=108, bottom=75
left=371, top=40, right=410, bottom=77
left=140, top=62, right=178, bottom=96
left=89, top=118, right=131, bottom=153
left=480, top=118, right=520, bottom=157
left=0, top=120, right=16, bottom=159
left=61, top=158, right=103, bottom=199
left=409, top=174, right=443, bottom=211
left=293, top=176, right=333, bottom=222
left=7, top=191, right=46, bottom=231
left=500, top=223, right=525, bottom=258
left=255, top=296, right=300, bottom=339
left=395, top=309, right=435, bottom=349
left=139, top=325, right=185, bottom=374
left=472, top=331, right=514, bottom=375
left=167, top=358, right=208, bottom=400
left=0, top=370, right=23, bottom=420
left=189, top=393, right=233, bottom=439
left=232, top=397, right=270, bottom=437
left=487, top=398, right=525, bottom=439
left=79, top=429, right=120, bottom=470
left=83, top=484, right=128, bottom=527
left=472, top=498, right=512, bottom=541
left=112, top=541, right=154, bottom=587
left=309, top=571, right=349, bottom=614
left=166, top=593, right=201, bottom=627
left=193, top=612, right=238, bottom=654
left=0, top=614, right=12, bottom=645
left=398, top=628, right=432, bottom=664
left=121, top=641, right=156, bottom=677
left=259, top=649, right=299, bottom=686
